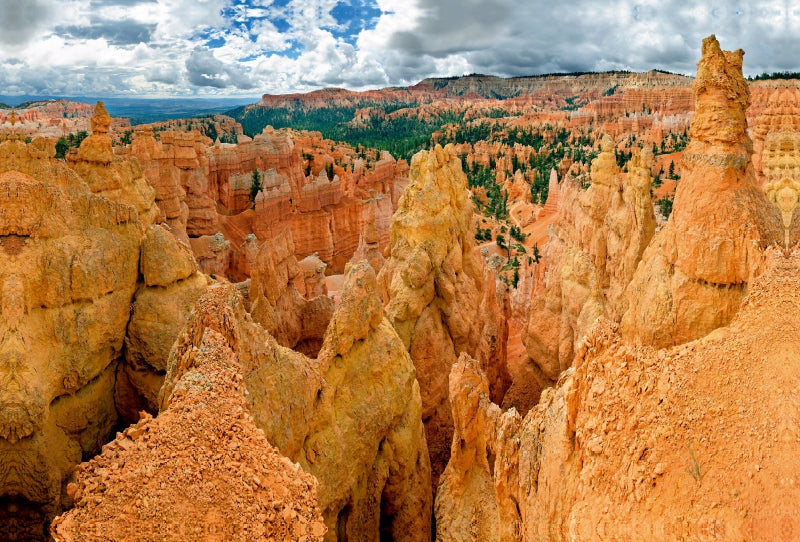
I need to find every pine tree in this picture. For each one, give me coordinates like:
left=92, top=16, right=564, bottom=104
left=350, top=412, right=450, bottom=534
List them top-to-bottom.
left=250, top=169, right=262, bottom=205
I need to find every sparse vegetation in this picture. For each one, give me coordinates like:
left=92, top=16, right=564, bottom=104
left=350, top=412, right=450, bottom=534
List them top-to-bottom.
left=250, top=169, right=262, bottom=205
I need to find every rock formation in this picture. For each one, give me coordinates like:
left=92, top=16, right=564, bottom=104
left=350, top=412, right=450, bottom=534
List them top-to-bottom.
left=436, top=35, right=800, bottom=542
left=620, top=35, right=781, bottom=347
left=750, top=84, right=800, bottom=185
left=0, top=104, right=205, bottom=537
left=127, top=128, right=191, bottom=244
left=523, top=135, right=656, bottom=383
left=378, top=144, right=510, bottom=482
left=117, top=224, right=209, bottom=422
left=249, top=228, right=334, bottom=357
left=437, top=245, right=800, bottom=541
left=158, top=263, right=432, bottom=541
left=52, top=325, right=326, bottom=542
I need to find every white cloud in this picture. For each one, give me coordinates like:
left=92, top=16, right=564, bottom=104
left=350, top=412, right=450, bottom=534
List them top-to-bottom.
left=0, top=0, right=799, bottom=97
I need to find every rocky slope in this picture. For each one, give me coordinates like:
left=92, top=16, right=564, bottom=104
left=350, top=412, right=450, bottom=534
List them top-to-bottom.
left=0, top=103, right=206, bottom=538
left=437, top=245, right=800, bottom=541
left=156, top=263, right=432, bottom=541
left=51, top=323, right=325, bottom=542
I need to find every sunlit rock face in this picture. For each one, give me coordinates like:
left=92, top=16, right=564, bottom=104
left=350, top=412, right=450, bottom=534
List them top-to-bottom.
left=435, top=35, right=800, bottom=542
left=620, top=35, right=782, bottom=348
left=0, top=104, right=204, bottom=539
left=0, top=141, right=141, bottom=538
left=378, top=144, right=510, bottom=484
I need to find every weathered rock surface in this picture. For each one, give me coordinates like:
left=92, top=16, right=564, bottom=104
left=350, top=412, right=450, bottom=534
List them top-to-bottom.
left=620, top=35, right=781, bottom=347
left=750, top=84, right=800, bottom=185
left=0, top=105, right=214, bottom=538
left=0, top=111, right=146, bottom=536
left=524, top=136, right=656, bottom=382
left=378, top=144, right=510, bottom=482
left=118, top=224, right=208, bottom=422
left=250, top=228, right=333, bottom=357
left=189, top=232, right=231, bottom=276
left=437, top=247, right=800, bottom=541
left=159, top=262, right=431, bottom=541
left=52, top=326, right=325, bottom=542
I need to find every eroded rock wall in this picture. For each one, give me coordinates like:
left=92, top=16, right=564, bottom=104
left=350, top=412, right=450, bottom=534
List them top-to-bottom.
left=524, top=136, right=656, bottom=382
left=378, top=144, right=510, bottom=482
left=159, top=263, right=432, bottom=541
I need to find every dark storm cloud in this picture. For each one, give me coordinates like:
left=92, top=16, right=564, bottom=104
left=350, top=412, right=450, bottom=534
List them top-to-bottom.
left=0, top=0, right=50, bottom=46
left=376, top=0, right=800, bottom=79
left=387, top=0, right=513, bottom=56
left=55, top=19, right=156, bottom=45
left=185, top=46, right=256, bottom=89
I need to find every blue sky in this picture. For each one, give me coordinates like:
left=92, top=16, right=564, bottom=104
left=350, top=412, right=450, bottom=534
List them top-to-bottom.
left=0, top=0, right=799, bottom=97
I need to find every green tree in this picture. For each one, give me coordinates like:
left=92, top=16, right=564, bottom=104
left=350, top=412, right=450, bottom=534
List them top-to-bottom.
left=55, top=137, right=69, bottom=159
left=250, top=169, right=262, bottom=205
left=496, top=233, right=510, bottom=258
left=532, top=243, right=541, bottom=263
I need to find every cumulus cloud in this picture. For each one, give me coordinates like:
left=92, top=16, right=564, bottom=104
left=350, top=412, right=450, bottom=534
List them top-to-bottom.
left=0, top=0, right=799, bottom=97
left=0, top=0, right=52, bottom=47
left=186, top=46, right=256, bottom=89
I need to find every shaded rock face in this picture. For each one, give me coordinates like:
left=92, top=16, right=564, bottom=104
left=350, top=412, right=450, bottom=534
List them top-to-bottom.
left=620, top=35, right=782, bottom=348
left=0, top=106, right=207, bottom=538
left=524, top=136, right=656, bottom=383
left=378, top=144, right=510, bottom=483
left=117, top=224, right=208, bottom=423
left=249, top=228, right=334, bottom=357
left=159, top=263, right=432, bottom=541
left=52, top=326, right=326, bottom=542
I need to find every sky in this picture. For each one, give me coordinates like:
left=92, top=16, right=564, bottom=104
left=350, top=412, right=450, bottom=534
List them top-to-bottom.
left=1, top=0, right=799, bottom=98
